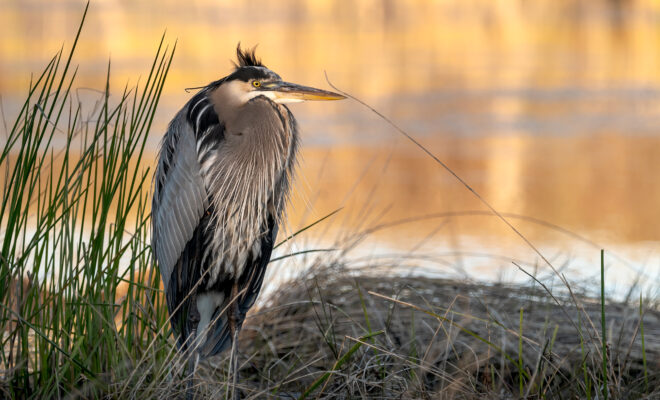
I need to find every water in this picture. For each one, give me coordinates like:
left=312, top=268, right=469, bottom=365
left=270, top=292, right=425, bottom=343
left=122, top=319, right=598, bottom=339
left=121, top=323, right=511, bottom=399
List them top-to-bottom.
left=2, top=0, right=660, bottom=297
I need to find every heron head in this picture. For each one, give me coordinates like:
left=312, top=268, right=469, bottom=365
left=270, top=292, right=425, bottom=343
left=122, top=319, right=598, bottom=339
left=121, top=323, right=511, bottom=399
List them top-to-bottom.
left=219, top=44, right=345, bottom=105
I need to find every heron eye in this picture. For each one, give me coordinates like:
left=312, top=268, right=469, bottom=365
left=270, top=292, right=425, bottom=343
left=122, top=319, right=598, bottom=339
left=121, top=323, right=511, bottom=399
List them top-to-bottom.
left=252, top=81, right=261, bottom=88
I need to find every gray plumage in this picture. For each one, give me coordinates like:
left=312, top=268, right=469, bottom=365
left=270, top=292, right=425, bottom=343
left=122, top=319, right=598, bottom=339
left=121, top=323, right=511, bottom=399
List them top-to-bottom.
left=151, top=45, right=344, bottom=360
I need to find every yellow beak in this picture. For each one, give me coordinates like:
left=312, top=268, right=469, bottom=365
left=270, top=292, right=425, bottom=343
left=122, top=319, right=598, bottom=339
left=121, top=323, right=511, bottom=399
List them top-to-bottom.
left=263, top=81, right=346, bottom=103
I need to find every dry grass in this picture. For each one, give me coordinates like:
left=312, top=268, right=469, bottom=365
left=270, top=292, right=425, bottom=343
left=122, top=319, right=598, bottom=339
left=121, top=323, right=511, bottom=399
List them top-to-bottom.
left=165, top=264, right=660, bottom=399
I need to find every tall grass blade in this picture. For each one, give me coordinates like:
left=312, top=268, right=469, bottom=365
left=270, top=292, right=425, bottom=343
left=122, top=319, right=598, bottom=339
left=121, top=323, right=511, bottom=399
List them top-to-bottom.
left=600, top=249, right=608, bottom=400
left=640, top=292, right=648, bottom=393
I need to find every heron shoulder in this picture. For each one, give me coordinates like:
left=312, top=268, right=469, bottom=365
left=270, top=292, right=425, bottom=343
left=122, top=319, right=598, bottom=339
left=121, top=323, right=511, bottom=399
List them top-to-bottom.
left=187, top=90, right=220, bottom=139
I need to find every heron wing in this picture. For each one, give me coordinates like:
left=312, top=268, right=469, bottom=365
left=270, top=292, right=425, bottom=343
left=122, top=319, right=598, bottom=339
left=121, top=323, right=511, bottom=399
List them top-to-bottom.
left=152, top=91, right=229, bottom=349
left=152, top=112, right=209, bottom=292
left=167, top=210, right=214, bottom=351
left=238, top=216, right=278, bottom=318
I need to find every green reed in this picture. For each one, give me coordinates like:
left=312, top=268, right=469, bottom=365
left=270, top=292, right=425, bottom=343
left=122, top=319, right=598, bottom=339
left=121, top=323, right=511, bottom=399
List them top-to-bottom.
left=0, top=4, right=176, bottom=397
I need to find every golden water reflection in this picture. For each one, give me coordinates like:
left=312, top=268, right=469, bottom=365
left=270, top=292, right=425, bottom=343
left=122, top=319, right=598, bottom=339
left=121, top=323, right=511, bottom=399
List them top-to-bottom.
left=1, top=0, right=660, bottom=288
left=291, top=134, right=660, bottom=245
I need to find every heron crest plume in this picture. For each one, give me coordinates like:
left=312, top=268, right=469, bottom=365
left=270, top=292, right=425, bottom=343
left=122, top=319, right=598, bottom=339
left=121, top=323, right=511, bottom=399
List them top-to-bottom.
left=234, top=43, right=264, bottom=68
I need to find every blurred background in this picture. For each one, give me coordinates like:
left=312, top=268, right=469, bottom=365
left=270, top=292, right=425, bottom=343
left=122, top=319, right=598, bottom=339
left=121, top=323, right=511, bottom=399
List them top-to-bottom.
left=1, top=0, right=659, bottom=296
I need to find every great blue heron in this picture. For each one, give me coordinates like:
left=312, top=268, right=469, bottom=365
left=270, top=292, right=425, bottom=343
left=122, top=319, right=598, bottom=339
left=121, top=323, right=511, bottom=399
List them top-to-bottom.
left=151, top=45, right=345, bottom=392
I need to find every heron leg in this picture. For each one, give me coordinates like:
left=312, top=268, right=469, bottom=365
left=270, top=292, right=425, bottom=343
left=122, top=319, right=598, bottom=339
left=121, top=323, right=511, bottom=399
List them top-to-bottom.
left=227, top=282, right=240, bottom=399
left=186, top=330, right=199, bottom=400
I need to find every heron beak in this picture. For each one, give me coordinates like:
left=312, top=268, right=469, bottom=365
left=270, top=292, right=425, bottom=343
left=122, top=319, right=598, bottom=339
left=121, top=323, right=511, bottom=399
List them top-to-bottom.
left=263, top=82, right=346, bottom=103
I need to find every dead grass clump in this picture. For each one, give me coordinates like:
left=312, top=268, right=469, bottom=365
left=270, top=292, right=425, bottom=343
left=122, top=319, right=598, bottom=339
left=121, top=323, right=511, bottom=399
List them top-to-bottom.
left=186, top=265, right=660, bottom=399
